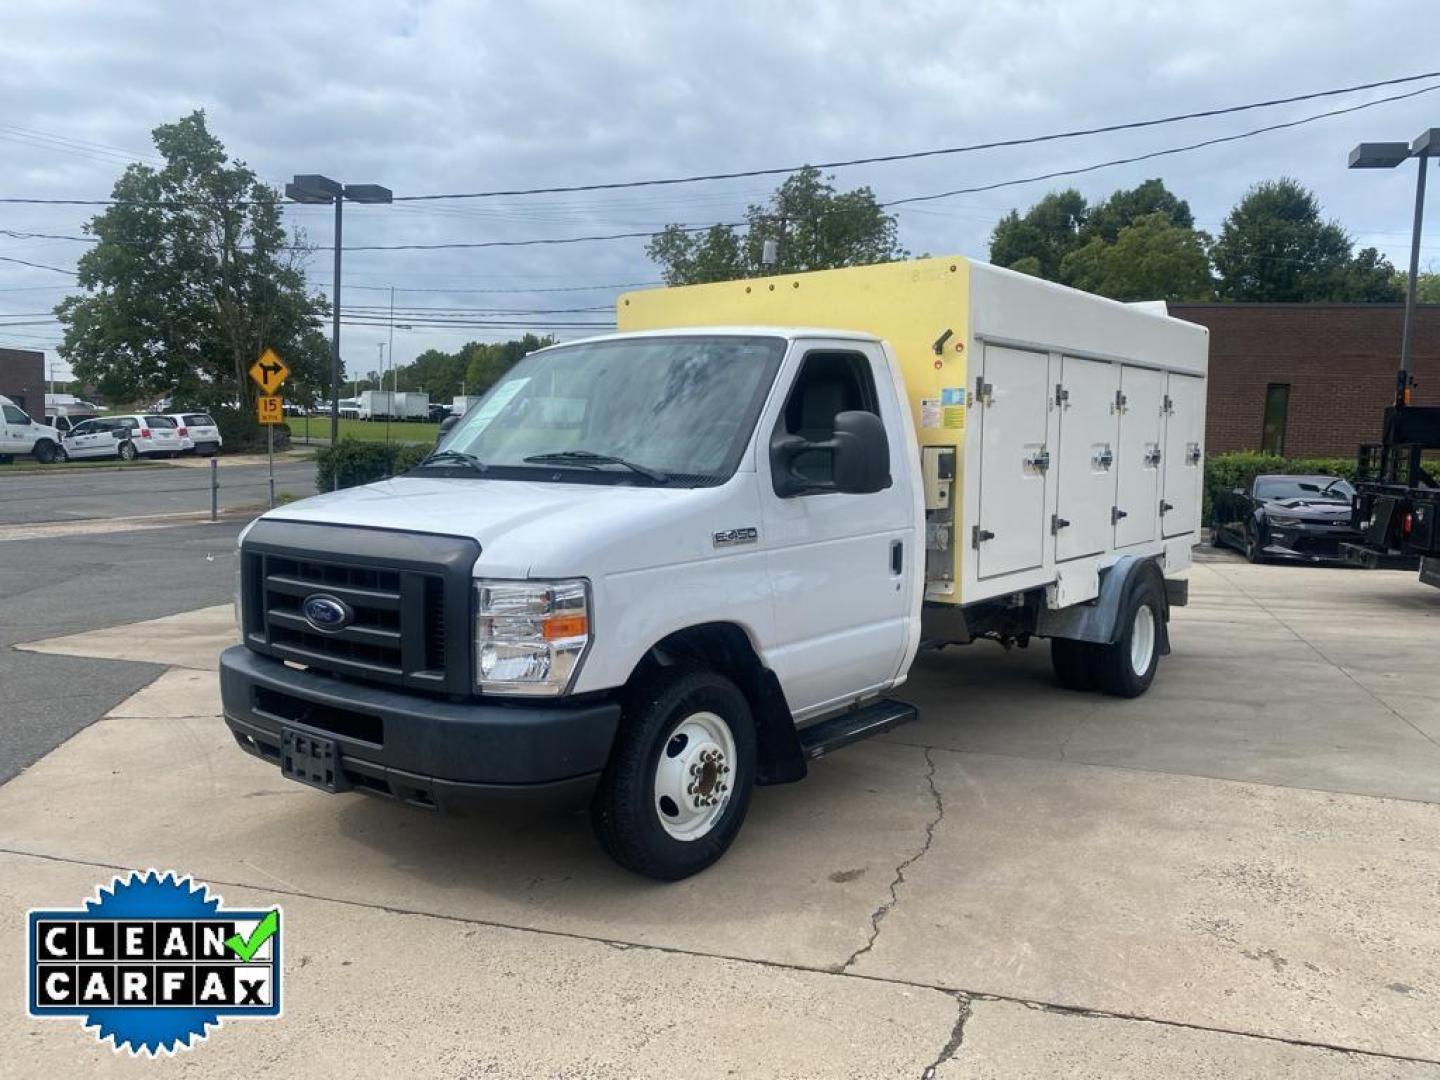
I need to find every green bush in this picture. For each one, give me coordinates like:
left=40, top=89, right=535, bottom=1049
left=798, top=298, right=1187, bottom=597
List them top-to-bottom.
left=316, top=438, right=430, bottom=492
left=1203, top=451, right=1357, bottom=521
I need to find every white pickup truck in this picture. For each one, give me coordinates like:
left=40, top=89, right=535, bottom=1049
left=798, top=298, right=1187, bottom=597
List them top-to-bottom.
left=221, top=257, right=1208, bottom=879
left=0, top=394, right=65, bottom=464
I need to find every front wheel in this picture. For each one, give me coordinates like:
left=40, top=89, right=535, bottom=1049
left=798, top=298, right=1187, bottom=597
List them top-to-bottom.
left=32, top=440, right=58, bottom=464
left=118, top=441, right=139, bottom=462
left=1092, top=577, right=1164, bottom=698
left=591, top=667, right=756, bottom=880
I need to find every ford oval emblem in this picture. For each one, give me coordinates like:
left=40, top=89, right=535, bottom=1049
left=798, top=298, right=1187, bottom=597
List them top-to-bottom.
left=302, top=593, right=353, bottom=633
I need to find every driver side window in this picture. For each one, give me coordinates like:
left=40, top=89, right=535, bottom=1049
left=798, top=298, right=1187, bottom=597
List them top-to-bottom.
left=776, top=351, right=879, bottom=485
left=2, top=404, right=30, bottom=425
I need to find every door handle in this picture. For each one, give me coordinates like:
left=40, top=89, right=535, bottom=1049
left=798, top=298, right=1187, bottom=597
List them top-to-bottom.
left=890, top=539, right=903, bottom=575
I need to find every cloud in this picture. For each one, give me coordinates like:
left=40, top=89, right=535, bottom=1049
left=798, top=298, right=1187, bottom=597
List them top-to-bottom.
left=1, top=0, right=1436, bottom=382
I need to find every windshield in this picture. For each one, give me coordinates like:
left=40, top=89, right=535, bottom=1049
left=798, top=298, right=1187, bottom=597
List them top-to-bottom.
left=436, top=335, right=787, bottom=485
left=1255, top=476, right=1353, bottom=501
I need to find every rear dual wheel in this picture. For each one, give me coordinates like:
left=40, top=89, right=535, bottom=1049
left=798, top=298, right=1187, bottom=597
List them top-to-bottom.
left=1050, top=576, right=1163, bottom=699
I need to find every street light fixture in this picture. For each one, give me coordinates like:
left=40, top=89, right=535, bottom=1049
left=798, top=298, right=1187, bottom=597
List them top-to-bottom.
left=1348, top=128, right=1438, bottom=406
left=284, top=174, right=392, bottom=443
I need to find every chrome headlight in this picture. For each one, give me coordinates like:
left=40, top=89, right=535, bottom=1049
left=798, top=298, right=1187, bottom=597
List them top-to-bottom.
left=475, top=579, right=591, bottom=696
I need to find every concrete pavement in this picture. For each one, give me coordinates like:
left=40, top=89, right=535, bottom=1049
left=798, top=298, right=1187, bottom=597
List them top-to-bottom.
left=0, top=456, right=317, bottom=525
left=0, top=521, right=244, bottom=783
left=2, top=555, right=1439, bottom=1076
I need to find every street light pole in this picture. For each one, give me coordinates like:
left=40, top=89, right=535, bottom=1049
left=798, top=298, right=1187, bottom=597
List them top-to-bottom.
left=1349, top=129, right=1437, bottom=407
left=1400, top=148, right=1428, bottom=392
left=284, top=174, right=391, bottom=445
left=331, top=192, right=343, bottom=444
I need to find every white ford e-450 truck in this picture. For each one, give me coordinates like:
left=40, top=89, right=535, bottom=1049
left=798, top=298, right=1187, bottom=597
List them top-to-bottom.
left=221, top=257, right=1208, bottom=879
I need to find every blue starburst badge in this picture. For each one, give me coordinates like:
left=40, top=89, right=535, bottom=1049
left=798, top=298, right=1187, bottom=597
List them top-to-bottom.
left=27, top=870, right=282, bottom=1055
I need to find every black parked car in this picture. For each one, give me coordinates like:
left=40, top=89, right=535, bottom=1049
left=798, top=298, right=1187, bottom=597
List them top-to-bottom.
left=1211, top=474, right=1360, bottom=563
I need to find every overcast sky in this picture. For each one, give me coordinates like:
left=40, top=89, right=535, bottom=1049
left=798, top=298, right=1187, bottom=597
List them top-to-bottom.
left=2, top=0, right=1438, bottom=386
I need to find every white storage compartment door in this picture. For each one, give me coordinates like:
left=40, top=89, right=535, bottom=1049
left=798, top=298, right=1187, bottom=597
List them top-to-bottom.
left=976, top=344, right=1051, bottom=579
left=1054, top=356, right=1120, bottom=562
left=1114, top=365, right=1164, bottom=548
left=1161, top=373, right=1205, bottom=538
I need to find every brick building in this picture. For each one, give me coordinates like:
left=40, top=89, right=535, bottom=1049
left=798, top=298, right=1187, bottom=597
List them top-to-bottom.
left=1170, top=304, right=1440, bottom=459
left=0, top=347, right=45, bottom=414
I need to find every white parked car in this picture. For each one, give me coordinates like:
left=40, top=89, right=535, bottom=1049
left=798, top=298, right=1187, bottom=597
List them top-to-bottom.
left=0, top=395, right=65, bottom=464
left=169, top=412, right=223, bottom=456
left=63, top=414, right=184, bottom=461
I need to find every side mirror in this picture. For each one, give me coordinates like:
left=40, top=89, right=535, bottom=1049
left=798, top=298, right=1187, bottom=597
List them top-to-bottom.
left=770, top=410, right=890, bottom=497
left=436, top=415, right=460, bottom=443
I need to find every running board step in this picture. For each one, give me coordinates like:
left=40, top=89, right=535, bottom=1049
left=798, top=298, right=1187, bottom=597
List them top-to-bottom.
left=798, top=699, right=917, bottom=760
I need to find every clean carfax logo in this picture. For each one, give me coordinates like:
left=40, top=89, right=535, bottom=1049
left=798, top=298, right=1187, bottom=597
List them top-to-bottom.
left=27, top=870, right=282, bottom=1055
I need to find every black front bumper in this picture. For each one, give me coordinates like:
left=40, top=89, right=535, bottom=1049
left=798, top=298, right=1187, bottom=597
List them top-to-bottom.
left=1261, top=525, right=1363, bottom=562
left=220, top=645, right=620, bottom=812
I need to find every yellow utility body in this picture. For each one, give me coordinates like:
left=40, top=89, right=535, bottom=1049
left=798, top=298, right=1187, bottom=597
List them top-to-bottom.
left=620, top=256, right=1209, bottom=608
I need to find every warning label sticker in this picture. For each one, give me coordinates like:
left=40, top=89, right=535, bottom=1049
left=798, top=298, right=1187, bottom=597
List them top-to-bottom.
left=920, top=398, right=941, bottom=428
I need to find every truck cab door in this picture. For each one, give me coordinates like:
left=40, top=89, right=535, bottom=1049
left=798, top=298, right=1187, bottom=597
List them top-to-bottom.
left=759, top=341, right=915, bottom=718
left=1, top=404, right=30, bottom=453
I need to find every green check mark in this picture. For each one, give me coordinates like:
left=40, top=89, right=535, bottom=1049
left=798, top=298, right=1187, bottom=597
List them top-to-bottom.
left=225, top=910, right=278, bottom=961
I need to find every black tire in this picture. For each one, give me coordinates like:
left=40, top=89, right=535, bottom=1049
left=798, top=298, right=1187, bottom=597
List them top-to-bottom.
left=32, top=440, right=57, bottom=465
left=118, top=441, right=138, bottom=462
left=1244, top=524, right=1264, bottom=564
left=1092, top=576, right=1164, bottom=698
left=1051, top=637, right=1098, bottom=691
left=591, top=666, right=756, bottom=881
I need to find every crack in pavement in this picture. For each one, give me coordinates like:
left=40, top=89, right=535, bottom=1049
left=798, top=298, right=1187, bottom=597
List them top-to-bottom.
left=839, top=745, right=943, bottom=973
left=6, top=846, right=1440, bottom=1068
left=921, top=992, right=971, bottom=1079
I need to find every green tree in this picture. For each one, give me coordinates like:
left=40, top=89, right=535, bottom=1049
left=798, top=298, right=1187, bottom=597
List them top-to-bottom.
left=55, top=112, right=329, bottom=409
left=646, top=167, right=907, bottom=285
left=1081, top=178, right=1195, bottom=244
left=1211, top=178, right=1402, bottom=302
left=989, top=180, right=1198, bottom=284
left=988, top=189, right=1088, bottom=280
left=1061, top=213, right=1214, bottom=301
left=1392, top=270, right=1440, bottom=304
left=461, top=333, right=554, bottom=394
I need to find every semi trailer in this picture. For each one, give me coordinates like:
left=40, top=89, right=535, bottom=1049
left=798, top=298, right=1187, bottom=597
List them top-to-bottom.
left=220, top=256, right=1209, bottom=879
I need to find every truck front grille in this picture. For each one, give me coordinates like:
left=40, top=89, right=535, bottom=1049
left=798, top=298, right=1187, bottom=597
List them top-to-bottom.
left=239, top=521, right=480, bottom=696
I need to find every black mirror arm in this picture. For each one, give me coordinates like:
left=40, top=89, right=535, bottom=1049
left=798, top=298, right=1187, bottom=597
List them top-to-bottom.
left=770, top=433, right=836, bottom=498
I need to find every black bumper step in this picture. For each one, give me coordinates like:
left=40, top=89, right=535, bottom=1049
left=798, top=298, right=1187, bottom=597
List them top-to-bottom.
left=1340, top=543, right=1421, bottom=571
left=799, top=699, right=917, bottom=760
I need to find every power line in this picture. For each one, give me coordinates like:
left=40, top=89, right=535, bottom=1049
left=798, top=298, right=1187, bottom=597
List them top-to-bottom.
left=3, top=69, right=1438, bottom=209
left=390, top=70, right=1440, bottom=202
left=275, top=79, right=1440, bottom=253
left=883, top=80, right=1440, bottom=207
left=0, top=255, right=78, bottom=275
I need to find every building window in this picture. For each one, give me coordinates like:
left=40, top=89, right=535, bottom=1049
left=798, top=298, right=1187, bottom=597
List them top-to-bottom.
left=1260, top=383, right=1289, bottom=456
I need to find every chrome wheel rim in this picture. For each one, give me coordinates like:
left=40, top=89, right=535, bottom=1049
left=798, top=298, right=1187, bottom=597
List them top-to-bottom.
left=1130, top=605, right=1156, bottom=677
left=654, top=710, right=735, bottom=841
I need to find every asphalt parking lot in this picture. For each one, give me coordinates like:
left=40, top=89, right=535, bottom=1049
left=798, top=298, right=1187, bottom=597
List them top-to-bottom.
left=2, top=544, right=1438, bottom=1076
